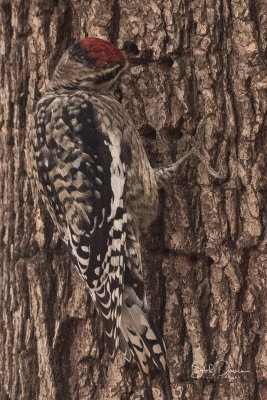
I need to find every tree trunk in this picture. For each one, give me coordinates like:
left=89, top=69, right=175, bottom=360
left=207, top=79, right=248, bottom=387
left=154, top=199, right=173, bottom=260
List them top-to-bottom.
left=0, top=1, right=266, bottom=399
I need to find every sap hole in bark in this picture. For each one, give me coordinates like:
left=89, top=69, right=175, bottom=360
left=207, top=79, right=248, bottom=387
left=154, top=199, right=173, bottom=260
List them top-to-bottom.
left=123, top=42, right=139, bottom=56
left=141, top=48, right=154, bottom=61
left=158, top=56, right=174, bottom=68
left=245, top=76, right=252, bottom=88
left=163, top=122, right=184, bottom=162
left=139, top=124, right=156, bottom=139
left=164, top=125, right=183, bottom=140
left=6, top=135, right=14, bottom=146
left=20, top=169, right=27, bottom=178
left=189, top=254, right=199, bottom=263
left=207, top=257, right=214, bottom=266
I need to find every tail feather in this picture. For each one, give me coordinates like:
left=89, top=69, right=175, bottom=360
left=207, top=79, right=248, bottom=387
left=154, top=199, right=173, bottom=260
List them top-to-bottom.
left=117, top=213, right=172, bottom=399
left=119, top=285, right=173, bottom=400
left=118, top=330, right=132, bottom=362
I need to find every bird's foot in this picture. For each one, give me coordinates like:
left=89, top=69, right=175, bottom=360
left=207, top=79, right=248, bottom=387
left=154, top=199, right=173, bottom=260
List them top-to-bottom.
left=154, top=114, right=225, bottom=187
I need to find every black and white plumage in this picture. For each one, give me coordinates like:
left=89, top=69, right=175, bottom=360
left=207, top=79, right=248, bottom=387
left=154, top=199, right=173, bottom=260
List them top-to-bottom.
left=31, top=37, right=172, bottom=399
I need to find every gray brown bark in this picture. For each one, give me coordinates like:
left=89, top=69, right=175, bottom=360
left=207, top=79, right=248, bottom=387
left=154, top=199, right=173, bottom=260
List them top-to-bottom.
left=0, top=1, right=266, bottom=399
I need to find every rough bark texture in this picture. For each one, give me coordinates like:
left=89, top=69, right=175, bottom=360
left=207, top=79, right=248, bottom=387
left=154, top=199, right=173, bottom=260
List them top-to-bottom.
left=0, top=1, right=266, bottom=399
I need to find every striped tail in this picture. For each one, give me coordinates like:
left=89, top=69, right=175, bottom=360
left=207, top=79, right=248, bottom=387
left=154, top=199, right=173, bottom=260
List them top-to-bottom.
left=115, top=213, right=172, bottom=399
left=119, top=285, right=172, bottom=400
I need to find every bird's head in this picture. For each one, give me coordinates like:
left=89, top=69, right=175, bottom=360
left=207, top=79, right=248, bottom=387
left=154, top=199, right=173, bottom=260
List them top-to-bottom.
left=50, top=37, right=126, bottom=93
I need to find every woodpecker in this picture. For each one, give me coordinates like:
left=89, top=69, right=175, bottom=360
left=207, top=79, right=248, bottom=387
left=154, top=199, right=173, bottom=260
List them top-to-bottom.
left=31, top=38, right=172, bottom=400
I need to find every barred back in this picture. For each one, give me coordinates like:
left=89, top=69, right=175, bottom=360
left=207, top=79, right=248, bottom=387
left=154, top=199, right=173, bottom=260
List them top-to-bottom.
left=32, top=90, right=171, bottom=399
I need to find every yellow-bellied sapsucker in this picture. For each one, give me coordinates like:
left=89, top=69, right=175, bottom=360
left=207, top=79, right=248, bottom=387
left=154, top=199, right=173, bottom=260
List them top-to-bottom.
left=31, top=37, right=172, bottom=400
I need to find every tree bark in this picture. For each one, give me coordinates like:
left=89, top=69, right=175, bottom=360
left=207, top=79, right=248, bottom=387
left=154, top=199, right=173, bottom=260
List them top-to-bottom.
left=0, top=1, right=266, bottom=399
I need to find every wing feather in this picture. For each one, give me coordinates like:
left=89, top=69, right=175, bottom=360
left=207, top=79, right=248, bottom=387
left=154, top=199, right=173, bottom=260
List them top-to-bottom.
left=33, top=93, right=127, bottom=354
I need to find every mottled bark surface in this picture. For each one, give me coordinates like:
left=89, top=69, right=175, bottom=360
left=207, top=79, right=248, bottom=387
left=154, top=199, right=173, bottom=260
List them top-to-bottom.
left=0, top=1, right=266, bottom=399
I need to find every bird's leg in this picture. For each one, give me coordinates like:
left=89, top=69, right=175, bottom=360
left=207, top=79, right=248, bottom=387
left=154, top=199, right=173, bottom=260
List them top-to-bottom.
left=154, top=114, right=225, bottom=187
